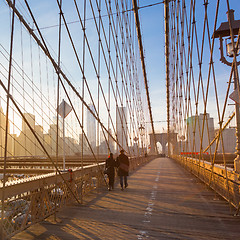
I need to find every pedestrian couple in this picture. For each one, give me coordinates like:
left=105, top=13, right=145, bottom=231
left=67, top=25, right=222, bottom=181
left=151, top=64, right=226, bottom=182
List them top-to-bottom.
left=105, top=149, right=129, bottom=191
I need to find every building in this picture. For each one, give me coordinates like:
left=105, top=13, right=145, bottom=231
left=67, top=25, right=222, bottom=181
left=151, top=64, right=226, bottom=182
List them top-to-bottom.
left=86, top=104, right=96, bottom=150
left=0, top=106, right=11, bottom=157
left=116, top=106, right=128, bottom=151
left=0, top=108, right=80, bottom=157
left=16, top=113, right=37, bottom=156
left=22, top=113, right=35, bottom=132
left=186, top=113, right=215, bottom=153
left=215, top=128, right=236, bottom=154
left=98, top=129, right=114, bottom=154
left=108, top=129, right=115, bottom=153
left=79, top=133, right=90, bottom=153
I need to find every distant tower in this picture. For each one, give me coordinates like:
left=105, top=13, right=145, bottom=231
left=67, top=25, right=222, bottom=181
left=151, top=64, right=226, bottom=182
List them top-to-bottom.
left=86, top=104, right=96, bottom=149
left=0, top=106, right=10, bottom=157
left=116, top=106, right=128, bottom=151
left=16, top=113, right=36, bottom=156
left=22, top=113, right=35, bottom=133
left=187, top=113, right=215, bottom=153
left=216, top=128, right=236, bottom=153
left=108, top=129, right=115, bottom=153
left=79, top=133, right=90, bottom=153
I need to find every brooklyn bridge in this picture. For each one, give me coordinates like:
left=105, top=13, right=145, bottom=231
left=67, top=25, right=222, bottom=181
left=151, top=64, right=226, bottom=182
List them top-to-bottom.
left=0, top=0, right=240, bottom=239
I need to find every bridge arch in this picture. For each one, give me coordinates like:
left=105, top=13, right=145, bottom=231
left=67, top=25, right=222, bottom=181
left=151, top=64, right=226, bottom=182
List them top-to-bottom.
left=149, top=133, right=177, bottom=155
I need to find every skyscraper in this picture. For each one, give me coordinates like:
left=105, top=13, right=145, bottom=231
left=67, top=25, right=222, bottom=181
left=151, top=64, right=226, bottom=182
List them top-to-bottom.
left=86, top=104, right=96, bottom=150
left=0, top=106, right=10, bottom=157
left=116, top=106, right=128, bottom=151
left=16, top=113, right=36, bottom=156
left=22, top=113, right=35, bottom=133
left=186, top=113, right=215, bottom=153
left=215, top=128, right=236, bottom=154
left=79, top=133, right=90, bottom=153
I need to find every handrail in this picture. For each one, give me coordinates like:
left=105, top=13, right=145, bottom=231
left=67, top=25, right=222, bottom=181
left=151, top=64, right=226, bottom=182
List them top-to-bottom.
left=172, top=154, right=240, bottom=211
left=0, top=156, right=154, bottom=238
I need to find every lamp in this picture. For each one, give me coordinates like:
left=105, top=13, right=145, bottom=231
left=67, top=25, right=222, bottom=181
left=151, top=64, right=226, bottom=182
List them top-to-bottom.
left=213, top=9, right=240, bottom=172
left=213, top=9, right=240, bottom=66
left=225, top=38, right=240, bottom=57
left=139, top=124, right=145, bottom=155
left=139, top=124, right=145, bottom=136
left=133, top=136, right=139, bottom=142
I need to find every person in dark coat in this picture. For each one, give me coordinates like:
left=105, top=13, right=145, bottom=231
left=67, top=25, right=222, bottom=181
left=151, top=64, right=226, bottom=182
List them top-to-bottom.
left=116, top=149, right=129, bottom=190
left=105, top=153, right=116, bottom=191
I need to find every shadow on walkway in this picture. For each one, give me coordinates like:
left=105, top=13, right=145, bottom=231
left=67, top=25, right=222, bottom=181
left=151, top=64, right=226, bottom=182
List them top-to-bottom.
left=13, top=158, right=240, bottom=240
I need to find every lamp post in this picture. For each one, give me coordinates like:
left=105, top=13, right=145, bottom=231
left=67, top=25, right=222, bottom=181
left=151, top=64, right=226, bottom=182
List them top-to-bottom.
left=213, top=9, right=240, bottom=172
left=139, top=124, right=145, bottom=156
left=133, top=136, right=139, bottom=156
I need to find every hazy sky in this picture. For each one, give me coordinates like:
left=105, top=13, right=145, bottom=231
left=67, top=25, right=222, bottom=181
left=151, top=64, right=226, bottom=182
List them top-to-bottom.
left=0, top=0, right=240, bottom=138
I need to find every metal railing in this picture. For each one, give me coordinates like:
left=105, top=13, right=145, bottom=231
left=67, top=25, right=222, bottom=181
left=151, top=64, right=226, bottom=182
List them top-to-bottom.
left=0, top=155, right=153, bottom=239
left=172, top=155, right=240, bottom=213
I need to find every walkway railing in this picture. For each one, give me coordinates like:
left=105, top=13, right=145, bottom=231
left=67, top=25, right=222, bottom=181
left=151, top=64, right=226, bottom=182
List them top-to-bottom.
left=173, top=155, right=240, bottom=213
left=0, top=156, right=153, bottom=239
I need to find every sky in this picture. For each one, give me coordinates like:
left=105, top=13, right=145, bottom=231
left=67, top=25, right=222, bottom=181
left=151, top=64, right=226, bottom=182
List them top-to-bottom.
left=0, top=0, right=240, bottom=142
left=137, top=0, right=166, bottom=132
left=138, top=0, right=240, bottom=133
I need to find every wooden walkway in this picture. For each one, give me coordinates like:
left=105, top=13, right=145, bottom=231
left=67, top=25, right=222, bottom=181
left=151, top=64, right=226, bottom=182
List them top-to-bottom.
left=13, top=158, right=240, bottom=240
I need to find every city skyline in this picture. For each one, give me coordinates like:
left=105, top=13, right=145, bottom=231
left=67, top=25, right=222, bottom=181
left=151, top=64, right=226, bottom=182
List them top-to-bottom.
left=0, top=98, right=237, bottom=156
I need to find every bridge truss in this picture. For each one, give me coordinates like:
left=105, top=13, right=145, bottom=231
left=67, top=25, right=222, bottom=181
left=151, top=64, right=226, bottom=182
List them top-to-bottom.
left=0, top=0, right=154, bottom=238
left=0, top=0, right=240, bottom=238
left=166, top=0, right=240, bottom=214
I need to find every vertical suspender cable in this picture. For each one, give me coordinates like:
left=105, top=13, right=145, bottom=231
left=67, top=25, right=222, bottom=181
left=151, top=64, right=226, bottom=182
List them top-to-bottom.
left=54, top=0, right=62, bottom=220
left=81, top=0, right=87, bottom=203
left=97, top=0, right=101, bottom=163
left=108, top=0, right=111, bottom=153
left=165, top=0, right=170, bottom=157
left=1, top=1, right=15, bottom=239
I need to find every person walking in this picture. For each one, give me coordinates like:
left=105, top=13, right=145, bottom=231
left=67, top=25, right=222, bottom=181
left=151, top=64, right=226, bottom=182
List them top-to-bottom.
left=116, top=149, right=129, bottom=191
left=105, top=153, right=116, bottom=191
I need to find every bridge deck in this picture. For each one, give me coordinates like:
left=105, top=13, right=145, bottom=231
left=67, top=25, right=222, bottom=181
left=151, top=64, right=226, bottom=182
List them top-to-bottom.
left=13, top=157, right=240, bottom=240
